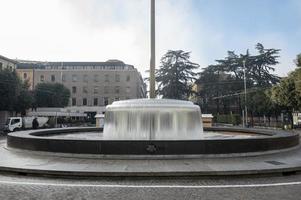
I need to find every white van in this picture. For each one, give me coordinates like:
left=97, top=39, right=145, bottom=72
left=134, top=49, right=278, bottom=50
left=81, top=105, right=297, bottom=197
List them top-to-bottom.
left=4, top=117, right=49, bottom=132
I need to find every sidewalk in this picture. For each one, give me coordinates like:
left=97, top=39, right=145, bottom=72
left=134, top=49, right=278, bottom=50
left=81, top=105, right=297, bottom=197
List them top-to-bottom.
left=0, top=140, right=301, bottom=177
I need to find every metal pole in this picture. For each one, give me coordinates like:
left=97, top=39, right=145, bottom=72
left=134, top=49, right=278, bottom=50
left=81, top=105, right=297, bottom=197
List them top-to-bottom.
left=149, top=0, right=156, bottom=98
left=243, top=60, right=248, bottom=127
left=242, top=109, right=245, bottom=127
left=55, top=112, right=58, bottom=128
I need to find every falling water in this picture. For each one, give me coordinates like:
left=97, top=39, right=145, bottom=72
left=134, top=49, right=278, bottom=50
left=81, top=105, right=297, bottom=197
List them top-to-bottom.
left=103, top=99, right=203, bottom=140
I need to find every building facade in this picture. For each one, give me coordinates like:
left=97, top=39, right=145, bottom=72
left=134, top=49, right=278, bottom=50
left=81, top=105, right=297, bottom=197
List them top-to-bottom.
left=0, top=55, right=17, bottom=71
left=17, top=60, right=146, bottom=107
left=16, top=67, right=35, bottom=90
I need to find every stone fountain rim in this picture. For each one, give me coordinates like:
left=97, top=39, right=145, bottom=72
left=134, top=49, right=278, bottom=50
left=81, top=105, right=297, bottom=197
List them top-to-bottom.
left=107, top=99, right=199, bottom=109
left=6, top=127, right=299, bottom=156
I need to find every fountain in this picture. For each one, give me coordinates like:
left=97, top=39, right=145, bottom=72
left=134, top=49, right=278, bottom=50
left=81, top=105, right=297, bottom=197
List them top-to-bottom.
left=5, top=0, right=299, bottom=157
left=0, top=1, right=299, bottom=180
left=104, top=99, right=202, bottom=140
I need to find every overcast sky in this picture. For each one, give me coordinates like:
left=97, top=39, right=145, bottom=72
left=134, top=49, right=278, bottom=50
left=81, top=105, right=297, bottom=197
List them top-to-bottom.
left=0, top=0, right=300, bottom=77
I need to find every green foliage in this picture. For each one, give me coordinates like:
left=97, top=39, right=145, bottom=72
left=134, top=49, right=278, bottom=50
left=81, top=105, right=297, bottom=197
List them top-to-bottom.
left=197, top=43, right=280, bottom=115
left=156, top=50, right=200, bottom=100
left=296, top=54, right=301, bottom=67
left=271, top=67, right=301, bottom=111
left=294, top=68, right=301, bottom=98
left=0, top=69, right=33, bottom=114
left=0, top=69, right=20, bottom=111
left=14, top=80, right=34, bottom=115
left=35, top=83, right=70, bottom=107
left=242, top=89, right=281, bottom=118
left=215, top=114, right=241, bottom=125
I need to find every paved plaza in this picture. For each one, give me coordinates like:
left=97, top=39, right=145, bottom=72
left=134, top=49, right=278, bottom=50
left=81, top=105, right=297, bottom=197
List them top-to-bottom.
left=0, top=135, right=301, bottom=199
left=1, top=138, right=301, bottom=177
left=0, top=171, right=301, bottom=199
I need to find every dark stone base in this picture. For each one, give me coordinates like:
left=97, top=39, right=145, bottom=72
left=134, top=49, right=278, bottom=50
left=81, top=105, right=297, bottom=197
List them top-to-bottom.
left=7, top=127, right=299, bottom=155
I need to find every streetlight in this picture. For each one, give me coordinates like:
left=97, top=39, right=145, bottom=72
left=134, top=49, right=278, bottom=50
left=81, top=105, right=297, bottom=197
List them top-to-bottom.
left=149, top=0, right=156, bottom=98
left=243, top=60, right=248, bottom=127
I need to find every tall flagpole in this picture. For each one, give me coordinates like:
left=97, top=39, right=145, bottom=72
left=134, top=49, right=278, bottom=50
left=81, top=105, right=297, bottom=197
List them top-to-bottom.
left=149, top=0, right=156, bottom=98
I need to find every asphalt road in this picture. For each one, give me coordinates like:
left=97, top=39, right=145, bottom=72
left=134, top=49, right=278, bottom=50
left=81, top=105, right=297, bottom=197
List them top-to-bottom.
left=0, top=173, right=301, bottom=200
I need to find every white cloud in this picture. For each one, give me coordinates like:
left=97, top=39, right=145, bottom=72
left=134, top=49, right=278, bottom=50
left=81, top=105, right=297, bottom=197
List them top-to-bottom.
left=0, top=0, right=297, bottom=78
left=0, top=0, right=219, bottom=77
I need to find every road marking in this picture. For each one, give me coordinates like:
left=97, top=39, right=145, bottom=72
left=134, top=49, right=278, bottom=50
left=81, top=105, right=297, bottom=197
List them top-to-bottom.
left=0, top=180, right=301, bottom=188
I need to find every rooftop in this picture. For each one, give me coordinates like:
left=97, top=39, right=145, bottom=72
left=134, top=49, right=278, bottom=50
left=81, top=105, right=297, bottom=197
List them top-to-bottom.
left=0, top=55, right=18, bottom=64
left=16, top=59, right=135, bottom=70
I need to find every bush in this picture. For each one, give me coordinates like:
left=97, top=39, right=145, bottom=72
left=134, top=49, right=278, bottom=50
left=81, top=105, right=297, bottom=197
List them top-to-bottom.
left=215, top=114, right=241, bottom=125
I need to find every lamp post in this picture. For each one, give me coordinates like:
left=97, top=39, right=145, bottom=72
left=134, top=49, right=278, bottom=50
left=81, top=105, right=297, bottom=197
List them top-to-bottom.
left=149, top=0, right=156, bottom=98
left=243, top=60, right=248, bottom=127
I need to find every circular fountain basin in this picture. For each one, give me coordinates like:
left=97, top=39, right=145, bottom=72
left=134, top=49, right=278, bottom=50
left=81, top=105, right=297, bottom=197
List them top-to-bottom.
left=104, top=99, right=202, bottom=140
left=5, top=100, right=300, bottom=157
left=7, top=127, right=299, bottom=156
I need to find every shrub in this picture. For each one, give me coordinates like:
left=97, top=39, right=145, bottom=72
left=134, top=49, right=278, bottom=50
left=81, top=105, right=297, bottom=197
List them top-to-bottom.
left=215, top=114, right=241, bottom=125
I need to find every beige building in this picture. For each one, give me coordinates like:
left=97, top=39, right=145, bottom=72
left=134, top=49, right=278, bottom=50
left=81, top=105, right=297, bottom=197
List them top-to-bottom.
left=0, top=55, right=17, bottom=71
left=17, top=60, right=146, bottom=107
left=16, top=67, right=35, bottom=90
left=189, top=83, right=202, bottom=104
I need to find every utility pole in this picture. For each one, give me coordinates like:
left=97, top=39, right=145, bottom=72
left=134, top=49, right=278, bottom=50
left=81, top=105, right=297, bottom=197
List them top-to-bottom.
left=149, top=0, right=156, bottom=98
left=243, top=60, right=248, bottom=127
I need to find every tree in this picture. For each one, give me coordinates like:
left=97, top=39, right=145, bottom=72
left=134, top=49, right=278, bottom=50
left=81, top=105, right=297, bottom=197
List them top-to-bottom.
left=197, top=43, right=280, bottom=115
left=246, top=43, right=280, bottom=87
left=156, top=50, right=199, bottom=100
left=296, top=54, right=301, bottom=67
left=196, top=67, right=240, bottom=114
left=294, top=68, right=301, bottom=99
left=0, top=69, right=33, bottom=114
left=0, top=69, right=19, bottom=111
left=0, top=69, right=30, bottom=112
left=271, top=78, right=297, bottom=110
left=14, top=80, right=34, bottom=115
left=35, top=83, right=70, bottom=107
left=244, top=89, right=281, bottom=126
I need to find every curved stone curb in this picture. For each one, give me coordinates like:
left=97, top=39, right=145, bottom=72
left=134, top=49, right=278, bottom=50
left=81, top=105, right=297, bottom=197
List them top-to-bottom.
left=7, top=127, right=299, bottom=155
left=0, top=165, right=301, bottom=177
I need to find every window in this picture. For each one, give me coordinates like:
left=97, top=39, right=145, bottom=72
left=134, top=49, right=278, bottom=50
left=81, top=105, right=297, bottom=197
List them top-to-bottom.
left=0, top=63, right=2, bottom=70
left=23, top=73, right=27, bottom=79
left=62, top=74, right=66, bottom=82
left=72, top=74, right=78, bottom=82
left=83, top=74, right=88, bottom=83
left=94, top=74, right=99, bottom=82
left=105, top=74, right=109, bottom=82
left=115, top=74, right=120, bottom=82
left=40, top=75, right=45, bottom=82
left=51, top=75, right=55, bottom=82
left=126, top=75, right=130, bottom=82
left=72, top=86, right=77, bottom=94
left=83, top=86, right=88, bottom=94
left=94, top=86, right=98, bottom=94
left=104, top=86, right=109, bottom=94
left=115, top=86, right=120, bottom=94
left=126, top=87, right=131, bottom=93
left=104, top=97, right=109, bottom=106
left=115, top=97, right=120, bottom=101
left=72, top=98, right=76, bottom=106
left=83, top=98, right=87, bottom=106
left=93, top=98, right=98, bottom=106
left=11, top=118, right=21, bottom=125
